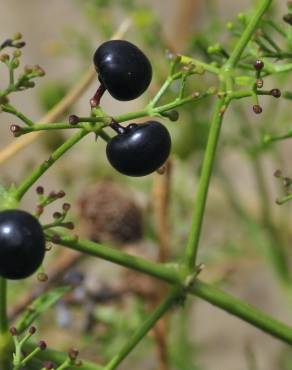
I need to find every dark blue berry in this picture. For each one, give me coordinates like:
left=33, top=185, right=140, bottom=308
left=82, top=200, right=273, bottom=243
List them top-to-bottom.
left=93, top=40, right=152, bottom=101
left=106, top=121, right=171, bottom=177
left=0, top=210, right=45, bottom=279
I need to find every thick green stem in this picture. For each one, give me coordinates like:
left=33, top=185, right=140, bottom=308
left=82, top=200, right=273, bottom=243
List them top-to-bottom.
left=225, top=0, right=273, bottom=69
left=184, top=95, right=227, bottom=270
left=13, top=129, right=88, bottom=201
left=53, top=230, right=292, bottom=346
left=48, top=232, right=181, bottom=284
left=191, top=280, right=292, bottom=344
left=103, top=288, right=181, bottom=370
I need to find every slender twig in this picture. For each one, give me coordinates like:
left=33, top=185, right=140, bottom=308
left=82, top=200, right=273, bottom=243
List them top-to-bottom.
left=224, top=0, right=273, bottom=69
left=0, top=19, right=131, bottom=165
left=183, top=91, right=227, bottom=270
left=13, top=129, right=88, bottom=201
left=276, top=193, right=292, bottom=205
left=0, top=277, right=11, bottom=370
left=103, top=288, right=181, bottom=370
left=23, top=343, right=102, bottom=370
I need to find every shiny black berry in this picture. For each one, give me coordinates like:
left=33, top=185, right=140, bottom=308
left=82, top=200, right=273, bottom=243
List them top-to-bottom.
left=93, top=40, right=152, bottom=101
left=106, top=121, right=171, bottom=177
left=0, top=209, right=45, bottom=279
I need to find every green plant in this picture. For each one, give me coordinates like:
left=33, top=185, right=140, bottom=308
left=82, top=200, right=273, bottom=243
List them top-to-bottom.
left=1, top=0, right=292, bottom=369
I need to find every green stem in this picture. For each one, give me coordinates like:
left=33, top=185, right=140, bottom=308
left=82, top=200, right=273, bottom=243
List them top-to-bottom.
left=225, top=0, right=273, bottom=69
left=180, top=55, right=220, bottom=75
left=184, top=94, right=227, bottom=270
left=1, top=104, right=34, bottom=126
left=17, top=123, right=85, bottom=133
left=13, top=129, right=88, bottom=201
left=264, top=130, right=292, bottom=143
left=276, top=193, right=292, bottom=205
left=53, top=230, right=292, bottom=346
left=47, top=231, right=181, bottom=284
left=0, top=277, right=11, bottom=370
left=0, top=278, right=7, bottom=334
left=191, top=280, right=292, bottom=344
left=103, top=288, right=181, bottom=370
left=23, top=343, right=102, bottom=370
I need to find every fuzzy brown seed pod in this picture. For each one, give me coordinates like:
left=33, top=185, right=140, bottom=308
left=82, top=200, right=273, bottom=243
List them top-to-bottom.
left=77, top=181, right=143, bottom=245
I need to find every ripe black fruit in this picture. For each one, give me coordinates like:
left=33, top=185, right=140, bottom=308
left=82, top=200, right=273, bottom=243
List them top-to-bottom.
left=93, top=40, right=152, bottom=101
left=106, top=121, right=171, bottom=177
left=0, top=209, right=45, bottom=279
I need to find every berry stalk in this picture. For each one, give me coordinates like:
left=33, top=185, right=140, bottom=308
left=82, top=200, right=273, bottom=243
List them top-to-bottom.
left=13, top=129, right=88, bottom=201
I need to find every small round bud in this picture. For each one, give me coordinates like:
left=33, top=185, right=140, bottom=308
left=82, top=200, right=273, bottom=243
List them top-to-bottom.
left=283, top=13, right=292, bottom=25
left=226, top=22, right=234, bottom=30
left=13, top=32, right=22, bottom=41
left=15, top=41, right=26, bottom=49
left=13, top=50, right=21, bottom=58
left=0, top=54, right=10, bottom=62
left=12, top=59, right=19, bottom=69
left=254, top=60, right=264, bottom=71
left=256, top=79, right=263, bottom=88
left=270, top=88, right=281, bottom=98
left=253, top=104, right=263, bottom=114
left=69, top=115, right=79, bottom=125
left=10, top=124, right=21, bottom=136
left=274, top=169, right=282, bottom=178
left=283, top=177, right=291, bottom=187
left=36, top=185, right=44, bottom=195
left=57, top=190, right=66, bottom=198
left=62, top=203, right=71, bottom=212
left=53, top=212, right=62, bottom=219
left=37, top=272, right=48, bottom=282
left=29, top=326, right=37, bottom=334
left=9, top=327, right=18, bottom=336
left=38, top=340, right=47, bottom=350
left=68, top=348, right=79, bottom=361
left=43, top=361, right=55, bottom=370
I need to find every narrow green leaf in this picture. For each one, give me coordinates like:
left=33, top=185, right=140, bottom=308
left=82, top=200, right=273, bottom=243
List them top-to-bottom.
left=15, top=286, right=70, bottom=333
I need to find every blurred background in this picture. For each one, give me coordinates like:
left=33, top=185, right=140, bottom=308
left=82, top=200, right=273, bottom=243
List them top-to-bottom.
left=0, top=1, right=292, bottom=369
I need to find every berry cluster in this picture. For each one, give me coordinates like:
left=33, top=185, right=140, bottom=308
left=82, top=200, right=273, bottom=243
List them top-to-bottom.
left=92, top=40, right=172, bottom=177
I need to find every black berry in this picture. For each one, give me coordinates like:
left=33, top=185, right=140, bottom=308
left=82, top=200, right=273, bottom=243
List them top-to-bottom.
left=93, top=40, right=152, bottom=101
left=106, top=121, right=171, bottom=177
left=0, top=210, right=45, bottom=279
